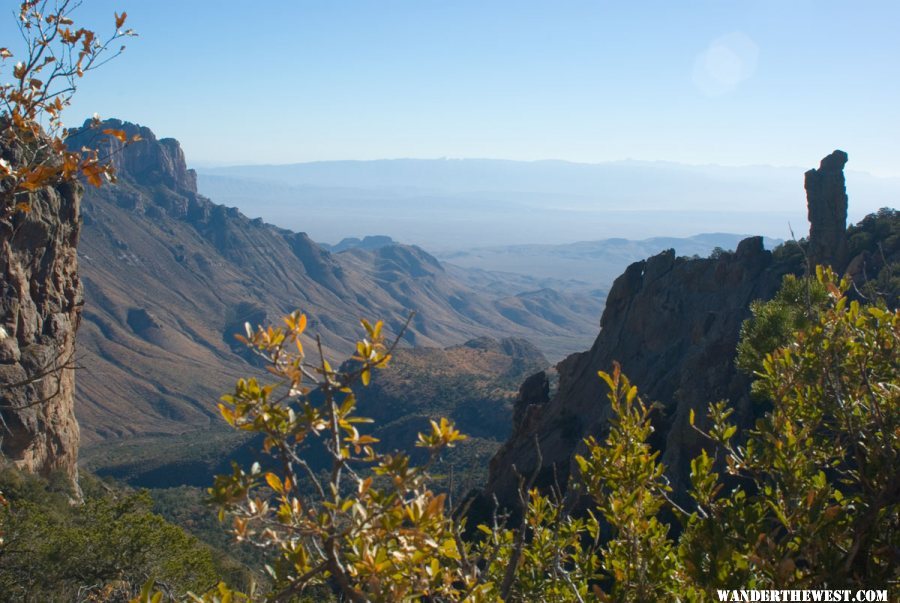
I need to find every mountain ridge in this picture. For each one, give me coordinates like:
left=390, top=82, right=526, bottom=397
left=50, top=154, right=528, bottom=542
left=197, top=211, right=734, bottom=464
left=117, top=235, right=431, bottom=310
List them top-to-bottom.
left=67, top=120, right=603, bottom=444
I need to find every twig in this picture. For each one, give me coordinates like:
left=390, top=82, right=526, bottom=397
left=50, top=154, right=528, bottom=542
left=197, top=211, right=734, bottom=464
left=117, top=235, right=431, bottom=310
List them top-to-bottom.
left=500, top=434, right=542, bottom=601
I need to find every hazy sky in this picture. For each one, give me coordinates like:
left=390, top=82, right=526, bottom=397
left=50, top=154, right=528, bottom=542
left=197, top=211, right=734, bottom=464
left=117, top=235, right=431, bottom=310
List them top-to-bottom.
left=7, top=1, right=899, bottom=175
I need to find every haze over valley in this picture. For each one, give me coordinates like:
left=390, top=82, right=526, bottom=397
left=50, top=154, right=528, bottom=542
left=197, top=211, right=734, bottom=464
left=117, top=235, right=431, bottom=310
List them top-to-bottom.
left=196, top=159, right=900, bottom=251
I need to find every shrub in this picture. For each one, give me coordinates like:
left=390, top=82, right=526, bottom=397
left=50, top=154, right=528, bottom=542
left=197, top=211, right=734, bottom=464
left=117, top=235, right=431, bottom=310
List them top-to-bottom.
left=191, top=266, right=896, bottom=602
left=0, top=469, right=220, bottom=601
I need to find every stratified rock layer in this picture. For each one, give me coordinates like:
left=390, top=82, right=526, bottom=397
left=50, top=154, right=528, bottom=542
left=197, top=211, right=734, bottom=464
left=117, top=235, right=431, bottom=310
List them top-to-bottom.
left=0, top=169, right=82, bottom=483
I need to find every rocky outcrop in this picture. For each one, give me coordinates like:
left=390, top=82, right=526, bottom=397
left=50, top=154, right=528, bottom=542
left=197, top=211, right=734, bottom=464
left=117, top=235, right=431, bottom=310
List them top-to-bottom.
left=69, top=119, right=198, bottom=197
left=806, top=150, right=849, bottom=272
left=471, top=151, right=873, bottom=518
left=0, top=168, right=83, bottom=483
left=844, top=208, right=900, bottom=307
left=476, top=238, right=798, bottom=514
left=510, top=371, right=550, bottom=437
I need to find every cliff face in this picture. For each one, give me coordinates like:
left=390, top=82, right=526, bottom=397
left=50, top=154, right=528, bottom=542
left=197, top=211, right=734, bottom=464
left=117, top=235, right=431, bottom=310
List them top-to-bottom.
left=474, top=152, right=859, bottom=516
left=0, top=161, right=83, bottom=483
left=478, top=239, right=798, bottom=513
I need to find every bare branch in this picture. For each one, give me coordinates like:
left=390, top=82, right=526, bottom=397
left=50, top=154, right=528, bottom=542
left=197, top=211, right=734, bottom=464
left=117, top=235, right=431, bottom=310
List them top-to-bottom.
left=500, top=433, right=543, bottom=601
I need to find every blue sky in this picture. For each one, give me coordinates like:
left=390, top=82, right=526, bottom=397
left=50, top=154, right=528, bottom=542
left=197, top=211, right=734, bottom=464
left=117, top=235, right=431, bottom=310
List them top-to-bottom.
left=5, top=1, right=899, bottom=175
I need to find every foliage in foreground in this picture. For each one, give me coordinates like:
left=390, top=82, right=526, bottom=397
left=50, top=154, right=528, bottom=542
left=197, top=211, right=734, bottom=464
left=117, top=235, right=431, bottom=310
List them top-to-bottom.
left=0, top=0, right=138, bottom=221
left=156, top=266, right=897, bottom=602
left=681, top=267, right=898, bottom=592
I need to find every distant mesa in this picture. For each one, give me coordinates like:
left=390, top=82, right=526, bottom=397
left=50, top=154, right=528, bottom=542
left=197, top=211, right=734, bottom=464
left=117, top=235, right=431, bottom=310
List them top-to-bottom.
left=68, top=118, right=199, bottom=196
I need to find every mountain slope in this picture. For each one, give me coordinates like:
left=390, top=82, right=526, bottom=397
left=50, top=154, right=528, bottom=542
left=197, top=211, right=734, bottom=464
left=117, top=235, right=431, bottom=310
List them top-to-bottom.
left=69, top=121, right=596, bottom=444
left=80, top=335, right=549, bottom=496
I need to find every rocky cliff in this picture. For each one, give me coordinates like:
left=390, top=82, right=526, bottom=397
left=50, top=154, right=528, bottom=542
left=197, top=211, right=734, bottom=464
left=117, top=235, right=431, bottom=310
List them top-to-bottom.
left=0, top=148, right=82, bottom=483
left=471, top=151, right=867, bottom=517
left=475, top=239, right=799, bottom=516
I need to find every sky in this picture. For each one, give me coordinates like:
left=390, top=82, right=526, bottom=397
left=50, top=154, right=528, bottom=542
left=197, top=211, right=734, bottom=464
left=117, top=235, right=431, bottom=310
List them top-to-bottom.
left=3, top=1, right=899, bottom=176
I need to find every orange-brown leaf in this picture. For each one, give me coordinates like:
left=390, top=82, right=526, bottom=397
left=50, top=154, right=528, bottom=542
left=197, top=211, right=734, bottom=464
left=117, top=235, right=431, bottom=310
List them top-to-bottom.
left=103, top=128, right=128, bottom=143
left=81, top=164, right=103, bottom=187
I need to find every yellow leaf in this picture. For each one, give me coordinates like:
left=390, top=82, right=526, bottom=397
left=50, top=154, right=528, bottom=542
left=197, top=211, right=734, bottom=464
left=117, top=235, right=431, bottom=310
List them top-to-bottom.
left=361, top=318, right=373, bottom=337
left=218, top=403, right=235, bottom=426
left=265, top=472, right=283, bottom=493
left=359, top=476, right=373, bottom=495
left=426, top=493, right=446, bottom=518
left=440, top=538, right=460, bottom=560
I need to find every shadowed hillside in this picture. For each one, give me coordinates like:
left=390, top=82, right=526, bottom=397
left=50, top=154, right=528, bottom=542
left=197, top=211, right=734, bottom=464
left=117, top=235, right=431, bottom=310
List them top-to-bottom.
left=80, top=335, right=549, bottom=498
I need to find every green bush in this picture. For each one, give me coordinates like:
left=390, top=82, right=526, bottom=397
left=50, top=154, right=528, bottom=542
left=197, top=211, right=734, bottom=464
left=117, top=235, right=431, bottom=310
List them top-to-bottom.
left=0, top=470, right=220, bottom=602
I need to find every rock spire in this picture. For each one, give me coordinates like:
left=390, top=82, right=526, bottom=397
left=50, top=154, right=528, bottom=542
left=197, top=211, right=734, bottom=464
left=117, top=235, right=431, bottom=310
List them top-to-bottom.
left=805, top=150, right=849, bottom=271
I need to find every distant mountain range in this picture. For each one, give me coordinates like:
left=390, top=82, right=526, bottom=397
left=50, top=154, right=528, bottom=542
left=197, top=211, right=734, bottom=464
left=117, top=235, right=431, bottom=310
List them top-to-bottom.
left=67, top=121, right=605, bottom=445
left=69, top=121, right=891, bottom=486
left=195, top=158, right=900, bottom=249
left=437, top=233, right=784, bottom=288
